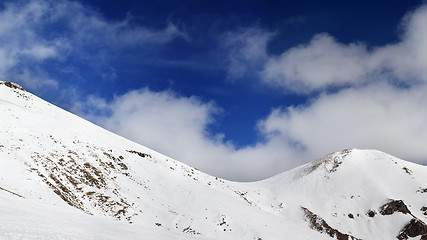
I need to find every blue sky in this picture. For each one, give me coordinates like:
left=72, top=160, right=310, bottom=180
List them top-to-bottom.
left=1, top=0, right=427, bottom=181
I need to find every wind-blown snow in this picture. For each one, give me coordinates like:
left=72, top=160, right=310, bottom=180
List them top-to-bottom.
left=0, top=81, right=426, bottom=239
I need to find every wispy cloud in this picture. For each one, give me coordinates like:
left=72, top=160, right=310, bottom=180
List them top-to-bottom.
left=0, top=0, right=186, bottom=91
left=0, top=0, right=61, bottom=87
left=223, top=27, right=275, bottom=79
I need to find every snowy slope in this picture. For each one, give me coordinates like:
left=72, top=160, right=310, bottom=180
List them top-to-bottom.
left=0, top=81, right=426, bottom=240
left=259, top=149, right=427, bottom=239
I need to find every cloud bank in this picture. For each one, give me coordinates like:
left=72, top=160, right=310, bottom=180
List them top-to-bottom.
left=261, top=4, right=427, bottom=92
left=80, top=89, right=304, bottom=181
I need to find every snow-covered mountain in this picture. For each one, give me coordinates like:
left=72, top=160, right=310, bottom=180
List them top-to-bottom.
left=0, top=81, right=426, bottom=240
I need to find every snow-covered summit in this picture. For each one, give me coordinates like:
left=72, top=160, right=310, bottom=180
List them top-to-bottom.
left=0, top=83, right=426, bottom=239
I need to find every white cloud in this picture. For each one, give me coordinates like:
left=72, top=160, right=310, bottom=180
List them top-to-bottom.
left=0, top=0, right=60, bottom=84
left=222, top=4, right=427, bottom=93
left=252, top=4, right=427, bottom=166
left=371, top=4, right=427, bottom=83
left=223, top=27, right=275, bottom=79
left=262, top=34, right=371, bottom=92
left=20, top=45, right=58, bottom=60
left=12, top=68, right=59, bottom=90
left=259, top=83, right=427, bottom=164
left=75, top=88, right=304, bottom=181
left=81, top=89, right=232, bottom=174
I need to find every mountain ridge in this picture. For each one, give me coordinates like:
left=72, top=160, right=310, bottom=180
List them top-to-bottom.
left=0, top=81, right=426, bottom=239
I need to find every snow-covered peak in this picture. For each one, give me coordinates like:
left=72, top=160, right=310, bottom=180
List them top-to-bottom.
left=297, top=148, right=354, bottom=177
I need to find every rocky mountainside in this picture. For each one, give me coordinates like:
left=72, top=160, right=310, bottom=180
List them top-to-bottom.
left=0, top=81, right=426, bottom=240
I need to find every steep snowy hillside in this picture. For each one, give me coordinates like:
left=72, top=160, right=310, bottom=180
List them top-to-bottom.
left=0, top=81, right=426, bottom=240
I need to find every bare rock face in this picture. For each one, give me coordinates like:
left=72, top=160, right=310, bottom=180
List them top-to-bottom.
left=0, top=81, right=26, bottom=91
left=379, top=200, right=411, bottom=215
left=301, top=207, right=361, bottom=240
left=366, top=210, right=376, bottom=217
left=397, top=219, right=427, bottom=240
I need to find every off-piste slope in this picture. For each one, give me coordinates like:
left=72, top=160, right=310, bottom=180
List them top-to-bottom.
left=0, top=81, right=426, bottom=240
left=258, top=149, right=427, bottom=239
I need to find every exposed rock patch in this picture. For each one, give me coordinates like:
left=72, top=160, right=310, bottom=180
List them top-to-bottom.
left=0, top=81, right=26, bottom=91
left=25, top=143, right=140, bottom=222
left=299, top=149, right=352, bottom=179
left=127, top=150, right=152, bottom=159
left=402, top=166, right=413, bottom=175
left=417, top=188, right=427, bottom=193
left=234, top=190, right=252, bottom=205
left=379, top=200, right=411, bottom=215
left=301, top=207, right=361, bottom=240
left=366, top=210, right=376, bottom=217
left=397, top=218, right=427, bottom=240
left=182, top=226, right=201, bottom=235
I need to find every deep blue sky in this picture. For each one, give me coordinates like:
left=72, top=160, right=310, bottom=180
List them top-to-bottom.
left=55, top=0, right=421, bottom=147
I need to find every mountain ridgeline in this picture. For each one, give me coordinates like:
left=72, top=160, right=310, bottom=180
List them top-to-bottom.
left=0, top=81, right=426, bottom=240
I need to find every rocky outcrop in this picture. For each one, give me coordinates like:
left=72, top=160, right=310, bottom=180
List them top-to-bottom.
left=0, top=81, right=26, bottom=91
left=376, top=199, right=427, bottom=239
left=379, top=200, right=411, bottom=215
left=301, top=207, right=361, bottom=240
left=366, top=210, right=376, bottom=217
left=397, top=218, right=427, bottom=240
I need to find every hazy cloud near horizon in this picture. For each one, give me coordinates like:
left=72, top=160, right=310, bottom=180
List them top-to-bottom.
left=3, top=0, right=427, bottom=181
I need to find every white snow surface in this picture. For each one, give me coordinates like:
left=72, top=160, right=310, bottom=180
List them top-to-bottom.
left=0, top=81, right=426, bottom=240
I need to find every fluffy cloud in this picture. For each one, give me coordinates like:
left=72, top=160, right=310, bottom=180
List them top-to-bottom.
left=224, top=4, right=427, bottom=93
left=256, top=4, right=427, bottom=164
left=372, top=4, right=427, bottom=83
left=262, top=34, right=371, bottom=92
left=259, top=83, right=427, bottom=164
left=77, top=89, right=304, bottom=181
left=93, top=89, right=220, bottom=153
